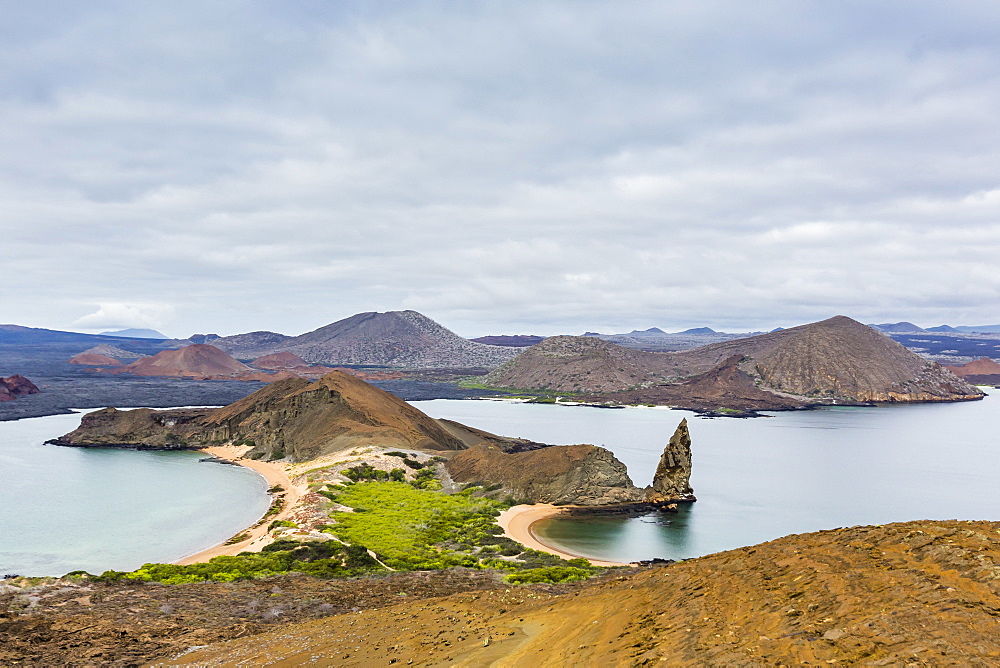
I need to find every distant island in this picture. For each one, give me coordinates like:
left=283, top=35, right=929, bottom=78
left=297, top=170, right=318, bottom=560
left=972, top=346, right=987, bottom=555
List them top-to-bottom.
left=483, top=316, right=984, bottom=415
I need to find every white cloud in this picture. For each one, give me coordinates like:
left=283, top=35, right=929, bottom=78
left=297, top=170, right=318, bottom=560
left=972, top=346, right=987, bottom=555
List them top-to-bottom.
left=3, top=1, right=1000, bottom=336
left=72, top=303, right=174, bottom=331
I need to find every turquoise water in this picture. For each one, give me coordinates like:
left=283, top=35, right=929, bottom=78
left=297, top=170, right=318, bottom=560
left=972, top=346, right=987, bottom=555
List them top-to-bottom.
left=413, top=393, right=1000, bottom=563
left=0, top=411, right=270, bottom=576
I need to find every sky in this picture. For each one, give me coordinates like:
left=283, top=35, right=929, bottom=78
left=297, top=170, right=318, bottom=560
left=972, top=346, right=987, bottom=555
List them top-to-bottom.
left=4, top=1, right=1000, bottom=338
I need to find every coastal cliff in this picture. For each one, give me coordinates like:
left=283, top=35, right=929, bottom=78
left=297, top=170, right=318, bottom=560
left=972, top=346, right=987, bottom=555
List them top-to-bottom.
left=445, top=443, right=645, bottom=505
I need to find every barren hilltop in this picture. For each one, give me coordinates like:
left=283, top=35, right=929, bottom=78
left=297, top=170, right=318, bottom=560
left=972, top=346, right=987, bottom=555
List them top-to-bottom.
left=208, top=310, right=522, bottom=369
left=485, top=315, right=983, bottom=411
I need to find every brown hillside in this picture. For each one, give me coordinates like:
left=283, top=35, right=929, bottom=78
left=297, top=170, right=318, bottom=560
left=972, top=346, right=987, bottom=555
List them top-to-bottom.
left=488, top=316, right=983, bottom=407
left=749, top=316, right=973, bottom=401
left=484, top=335, right=678, bottom=393
left=113, top=344, right=251, bottom=378
left=251, top=351, right=308, bottom=369
left=68, top=352, right=122, bottom=366
left=586, top=354, right=808, bottom=413
left=946, top=357, right=1000, bottom=384
left=947, top=357, right=1000, bottom=375
left=53, top=371, right=480, bottom=461
left=201, top=371, right=470, bottom=460
left=0, top=375, right=40, bottom=402
left=446, top=443, right=644, bottom=505
left=171, top=519, right=1000, bottom=667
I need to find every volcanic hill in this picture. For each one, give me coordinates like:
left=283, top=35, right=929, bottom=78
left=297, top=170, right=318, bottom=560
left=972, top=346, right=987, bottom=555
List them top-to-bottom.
left=209, top=310, right=522, bottom=369
left=485, top=316, right=983, bottom=410
left=109, top=343, right=254, bottom=378
left=250, top=351, right=309, bottom=369
left=68, top=352, right=123, bottom=366
left=945, top=357, right=1000, bottom=384
left=54, top=370, right=529, bottom=461
left=0, top=375, right=40, bottom=402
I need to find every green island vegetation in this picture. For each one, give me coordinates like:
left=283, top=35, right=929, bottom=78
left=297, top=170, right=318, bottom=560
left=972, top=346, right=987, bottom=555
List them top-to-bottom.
left=91, top=479, right=605, bottom=586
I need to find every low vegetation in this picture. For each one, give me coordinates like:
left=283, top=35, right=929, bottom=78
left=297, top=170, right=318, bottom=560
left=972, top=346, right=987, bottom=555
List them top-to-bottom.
left=88, top=477, right=603, bottom=586
left=95, top=540, right=382, bottom=585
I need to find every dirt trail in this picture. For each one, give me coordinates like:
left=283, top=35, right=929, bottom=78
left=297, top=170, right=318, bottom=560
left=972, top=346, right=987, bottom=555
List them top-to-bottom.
left=172, top=519, right=1000, bottom=666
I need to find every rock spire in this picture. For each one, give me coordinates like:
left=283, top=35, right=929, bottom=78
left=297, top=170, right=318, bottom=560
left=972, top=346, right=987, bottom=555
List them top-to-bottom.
left=647, top=418, right=695, bottom=503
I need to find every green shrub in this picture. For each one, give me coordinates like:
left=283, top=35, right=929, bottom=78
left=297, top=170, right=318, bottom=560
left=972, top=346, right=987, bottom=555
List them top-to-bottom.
left=389, top=468, right=406, bottom=482
left=325, top=482, right=506, bottom=571
left=95, top=540, right=382, bottom=584
left=505, top=566, right=592, bottom=584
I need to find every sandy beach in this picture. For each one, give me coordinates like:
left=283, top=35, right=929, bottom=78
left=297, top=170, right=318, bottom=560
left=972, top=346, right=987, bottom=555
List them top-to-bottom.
left=174, top=445, right=307, bottom=565
left=175, top=451, right=632, bottom=568
left=497, top=504, right=632, bottom=568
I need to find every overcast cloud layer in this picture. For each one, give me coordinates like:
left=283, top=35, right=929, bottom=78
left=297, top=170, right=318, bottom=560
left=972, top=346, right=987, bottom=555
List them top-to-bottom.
left=4, top=1, right=1000, bottom=337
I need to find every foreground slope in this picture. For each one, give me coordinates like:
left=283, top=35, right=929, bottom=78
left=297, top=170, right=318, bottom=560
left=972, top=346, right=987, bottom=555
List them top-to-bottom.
left=486, top=316, right=983, bottom=408
left=168, top=519, right=1000, bottom=666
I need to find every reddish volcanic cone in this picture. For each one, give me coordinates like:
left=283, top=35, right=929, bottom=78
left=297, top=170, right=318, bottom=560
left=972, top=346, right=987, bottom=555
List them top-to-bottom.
left=116, top=344, right=252, bottom=378
left=251, top=351, right=309, bottom=370
left=69, top=353, right=124, bottom=366
left=945, top=358, right=1000, bottom=384
left=946, top=358, right=1000, bottom=376
left=0, top=374, right=40, bottom=401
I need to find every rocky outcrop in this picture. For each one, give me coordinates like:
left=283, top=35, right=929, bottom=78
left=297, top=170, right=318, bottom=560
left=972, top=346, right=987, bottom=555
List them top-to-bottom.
left=0, top=375, right=40, bottom=402
left=50, top=407, right=212, bottom=448
left=646, top=419, right=695, bottom=503
left=445, top=443, right=645, bottom=505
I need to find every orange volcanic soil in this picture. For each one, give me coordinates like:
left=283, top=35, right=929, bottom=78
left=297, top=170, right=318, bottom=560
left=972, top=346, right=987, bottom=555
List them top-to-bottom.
left=68, top=353, right=123, bottom=366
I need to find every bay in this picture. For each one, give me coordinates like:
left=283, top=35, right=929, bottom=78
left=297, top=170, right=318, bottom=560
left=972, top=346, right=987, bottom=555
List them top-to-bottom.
left=412, top=393, right=1000, bottom=563
left=0, top=411, right=270, bottom=577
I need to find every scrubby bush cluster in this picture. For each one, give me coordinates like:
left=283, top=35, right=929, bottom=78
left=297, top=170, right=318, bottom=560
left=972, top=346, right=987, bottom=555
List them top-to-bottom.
left=321, top=482, right=600, bottom=583
left=94, top=540, right=382, bottom=584
left=504, top=566, right=592, bottom=584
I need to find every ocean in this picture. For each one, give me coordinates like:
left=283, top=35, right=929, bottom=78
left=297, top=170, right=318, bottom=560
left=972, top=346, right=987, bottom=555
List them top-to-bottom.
left=413, top=392, right=1000, bottom=563
left=0, top=410, right=270, bottom=577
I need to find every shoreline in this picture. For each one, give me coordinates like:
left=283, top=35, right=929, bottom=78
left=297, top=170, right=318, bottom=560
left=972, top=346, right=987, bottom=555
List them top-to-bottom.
left=173, top=445, right=306, bottom=565
left=497, top=504, right=633, bottom=568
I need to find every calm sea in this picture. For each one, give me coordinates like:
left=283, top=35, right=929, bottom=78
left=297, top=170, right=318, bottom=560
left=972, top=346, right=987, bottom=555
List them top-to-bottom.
left=412, top=393, right=1000, bottom=563
left=0, top=411, right=270, bottom=577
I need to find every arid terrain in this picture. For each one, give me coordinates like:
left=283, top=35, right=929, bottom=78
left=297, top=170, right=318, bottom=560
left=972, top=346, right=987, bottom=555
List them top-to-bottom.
left=5, top=519, right=1000, bottom=666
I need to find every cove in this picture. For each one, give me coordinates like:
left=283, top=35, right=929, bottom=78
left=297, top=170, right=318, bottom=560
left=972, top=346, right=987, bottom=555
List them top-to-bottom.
left=412, top=393, right=1000, bottom=564
left=0, top=411, right=270, bottom=577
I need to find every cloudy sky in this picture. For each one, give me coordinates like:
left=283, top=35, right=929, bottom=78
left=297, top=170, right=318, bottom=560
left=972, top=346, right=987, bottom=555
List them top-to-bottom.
left=4, top=1, right=1000, bottom=338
